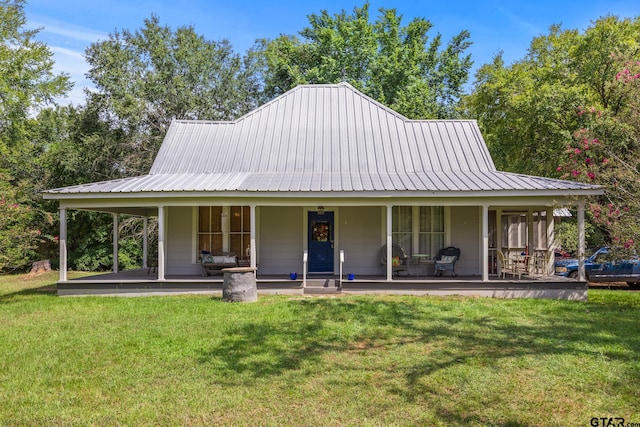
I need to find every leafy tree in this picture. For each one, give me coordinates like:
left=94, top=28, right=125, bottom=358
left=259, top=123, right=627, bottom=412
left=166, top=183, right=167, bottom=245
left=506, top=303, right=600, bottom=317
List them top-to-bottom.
left=0, top=0, right=70, bottom=272
left=0, top=0, right=71, bottom=181
left=259, top=2, right=472, bottom=119
left=84, top=15, right=262, bottom=177
left=466, top=16, right=640, bottom=178
left=557, top=58, right=640, bottom=255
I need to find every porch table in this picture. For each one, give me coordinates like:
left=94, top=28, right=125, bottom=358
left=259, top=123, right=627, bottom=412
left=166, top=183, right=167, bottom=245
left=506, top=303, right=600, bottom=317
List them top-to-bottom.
left=411, top=254, right=432, bottom=276
left=513, top=254, right=533, bottom=277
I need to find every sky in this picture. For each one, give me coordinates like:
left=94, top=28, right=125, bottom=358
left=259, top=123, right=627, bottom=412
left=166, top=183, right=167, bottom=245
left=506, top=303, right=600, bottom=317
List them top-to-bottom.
left=23, top=0, right=640, bottom=106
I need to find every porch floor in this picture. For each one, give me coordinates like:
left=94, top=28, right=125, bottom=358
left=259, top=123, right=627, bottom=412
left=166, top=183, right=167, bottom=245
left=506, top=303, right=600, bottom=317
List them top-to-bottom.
left=57, top=269, right=587, bottom=300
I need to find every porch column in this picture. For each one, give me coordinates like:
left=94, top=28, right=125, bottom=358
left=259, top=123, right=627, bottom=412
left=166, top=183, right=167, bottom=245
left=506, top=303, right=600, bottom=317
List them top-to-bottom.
left=577, top=202, right=586, bottom=281
left=158, top=205, right=166, bottom=281
left=250, top=205, right=256, bottom=269
left=386, top=205, right=393, bottom=281
left=482, top=205, right=489, bottom=282
left=546, top=207, right=555, bottom=275
left=59, top=208, right=67, bottom=282
left=496, top=208, right=503, bottom=257
left=527, top=209, right=534, bottom=255
left=112, top=213, right=119, bottom=274
left=142, top=216, right=148, bottom=269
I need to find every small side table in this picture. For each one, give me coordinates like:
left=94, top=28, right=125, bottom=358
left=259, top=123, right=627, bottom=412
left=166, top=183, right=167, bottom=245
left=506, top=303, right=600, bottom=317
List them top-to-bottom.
left=411, top=254, right=431, bottom=276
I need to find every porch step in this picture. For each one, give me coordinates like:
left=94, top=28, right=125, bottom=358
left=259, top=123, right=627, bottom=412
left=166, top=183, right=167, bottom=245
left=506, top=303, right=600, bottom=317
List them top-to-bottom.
left=303, top=278, right=342, bottom=295
left=304, top=278, right=339, bottom=288
left=304, top=286, right=341, bottom=295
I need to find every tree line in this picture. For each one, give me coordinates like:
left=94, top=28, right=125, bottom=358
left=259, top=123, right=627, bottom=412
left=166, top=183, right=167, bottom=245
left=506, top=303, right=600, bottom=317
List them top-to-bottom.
left=1, top=0, right=639, bottom=272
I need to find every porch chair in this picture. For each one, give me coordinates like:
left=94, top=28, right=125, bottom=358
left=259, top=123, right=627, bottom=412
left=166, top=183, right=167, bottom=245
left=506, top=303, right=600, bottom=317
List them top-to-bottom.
left=380, top=244, right=409, bottom=276
left=434, top=246, right=461, bottom=277
left=496, top=250, right=517, bottom=279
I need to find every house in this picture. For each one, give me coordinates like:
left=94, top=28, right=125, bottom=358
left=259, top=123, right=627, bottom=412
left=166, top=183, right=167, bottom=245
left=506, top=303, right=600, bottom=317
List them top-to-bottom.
left=44, top=83, right=601, bottom=293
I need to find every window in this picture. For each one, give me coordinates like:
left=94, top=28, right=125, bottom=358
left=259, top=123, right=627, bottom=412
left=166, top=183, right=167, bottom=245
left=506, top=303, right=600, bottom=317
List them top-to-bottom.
left=198, top=206, right=250, bottom=260
left=198, top=206, right=223, bottom=255
left=229, top=206, right=250, bottom=260
left=393, top=206, right=444, bottom=256
left=418, top=206, right=444, bottom=256
left=500, top=211, right=547, bottom=251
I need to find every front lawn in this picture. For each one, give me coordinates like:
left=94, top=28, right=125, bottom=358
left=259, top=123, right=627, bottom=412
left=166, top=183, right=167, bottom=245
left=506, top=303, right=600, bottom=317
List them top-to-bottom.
left=0, top=272, right=638, bottom=426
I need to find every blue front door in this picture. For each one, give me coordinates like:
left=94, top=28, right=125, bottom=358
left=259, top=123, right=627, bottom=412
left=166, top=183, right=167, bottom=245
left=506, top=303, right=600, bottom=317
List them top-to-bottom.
left=308, top=211, right=334, bottom=273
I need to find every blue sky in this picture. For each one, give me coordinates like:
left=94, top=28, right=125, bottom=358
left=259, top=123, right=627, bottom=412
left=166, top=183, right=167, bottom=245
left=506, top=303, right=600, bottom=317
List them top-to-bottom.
left=24, top=0, right=639, bottom=106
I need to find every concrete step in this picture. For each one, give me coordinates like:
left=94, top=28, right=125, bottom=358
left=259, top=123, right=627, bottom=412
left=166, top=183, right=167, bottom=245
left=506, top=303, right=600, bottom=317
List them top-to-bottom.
left=304, top=278, right=339, bottom=288
left=303, top=286, right=341, bottom=295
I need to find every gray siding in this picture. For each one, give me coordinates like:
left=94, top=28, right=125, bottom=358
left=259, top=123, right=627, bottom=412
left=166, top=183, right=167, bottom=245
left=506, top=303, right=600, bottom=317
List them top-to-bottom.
left=166, top=206, right=199, bottom=275
left=450, top=206, right=481, bottom=276
left=258, top=207, right=304, bottom=275
left=339, top=207, right=385, bottom=275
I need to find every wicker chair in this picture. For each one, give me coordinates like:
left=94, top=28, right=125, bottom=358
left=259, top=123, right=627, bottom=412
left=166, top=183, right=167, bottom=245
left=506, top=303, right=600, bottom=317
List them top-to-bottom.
left=380, top=244, right=409, bottom=276
left=434, top=246, right=461, bottom=277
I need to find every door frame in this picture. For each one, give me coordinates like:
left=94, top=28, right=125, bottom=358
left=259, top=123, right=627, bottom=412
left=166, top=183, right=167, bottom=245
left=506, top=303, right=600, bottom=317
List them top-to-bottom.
left=305, top=208, right=337, bottom=274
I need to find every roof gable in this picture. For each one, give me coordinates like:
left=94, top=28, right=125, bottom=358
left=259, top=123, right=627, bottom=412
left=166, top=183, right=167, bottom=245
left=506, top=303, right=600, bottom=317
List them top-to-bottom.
left=150, top=83, right=496, bottom=175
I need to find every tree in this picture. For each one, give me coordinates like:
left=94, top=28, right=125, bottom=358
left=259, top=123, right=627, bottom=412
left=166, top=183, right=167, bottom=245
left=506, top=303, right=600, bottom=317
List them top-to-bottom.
left=0, top=0, right=71, bottom=272
left=0, top=0, right=71, bottom=181
left=259, top=2, right=472, bottom=119
left=83, top=15, right=262, bottom=177
left=466, top=16, right=640, bottom=178
left=557, top=58, right=640, bottom=255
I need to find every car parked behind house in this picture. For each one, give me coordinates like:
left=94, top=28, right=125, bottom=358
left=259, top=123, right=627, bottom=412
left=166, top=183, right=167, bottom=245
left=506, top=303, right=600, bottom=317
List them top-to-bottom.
left=554, top=247, right=640, bottom=288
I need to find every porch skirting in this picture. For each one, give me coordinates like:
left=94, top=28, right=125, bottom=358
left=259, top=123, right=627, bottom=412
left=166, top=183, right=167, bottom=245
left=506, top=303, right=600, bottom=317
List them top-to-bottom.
left=57, top=270, right=587, bottom=300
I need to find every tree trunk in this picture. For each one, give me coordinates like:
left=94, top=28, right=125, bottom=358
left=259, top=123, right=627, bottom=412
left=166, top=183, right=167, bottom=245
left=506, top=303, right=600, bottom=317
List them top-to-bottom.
left=30, top=260, right=51, bottom=275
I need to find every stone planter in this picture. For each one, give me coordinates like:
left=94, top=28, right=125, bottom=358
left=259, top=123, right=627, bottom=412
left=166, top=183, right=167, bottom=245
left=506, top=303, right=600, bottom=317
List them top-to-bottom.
left=222, top=267, right=257, bottom=302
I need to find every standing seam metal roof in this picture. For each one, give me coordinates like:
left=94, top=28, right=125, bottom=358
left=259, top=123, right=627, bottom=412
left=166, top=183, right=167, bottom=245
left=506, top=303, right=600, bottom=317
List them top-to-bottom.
left=45, top=82, right=600, bottom=195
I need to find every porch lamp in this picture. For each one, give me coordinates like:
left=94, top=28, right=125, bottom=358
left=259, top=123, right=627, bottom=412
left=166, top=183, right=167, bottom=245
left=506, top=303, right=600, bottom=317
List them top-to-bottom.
left=317, top=206, right=325, bottom=215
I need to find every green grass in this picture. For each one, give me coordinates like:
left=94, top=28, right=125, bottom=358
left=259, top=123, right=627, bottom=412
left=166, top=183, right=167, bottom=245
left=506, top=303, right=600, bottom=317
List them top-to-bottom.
left=1, top=273, right=639, bottom=426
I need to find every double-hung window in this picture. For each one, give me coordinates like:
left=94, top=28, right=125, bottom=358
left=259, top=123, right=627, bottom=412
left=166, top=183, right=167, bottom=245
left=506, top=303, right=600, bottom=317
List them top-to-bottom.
left=198, top=206, right=250, bottom=261
left=392, top=206, right=444, bottom=256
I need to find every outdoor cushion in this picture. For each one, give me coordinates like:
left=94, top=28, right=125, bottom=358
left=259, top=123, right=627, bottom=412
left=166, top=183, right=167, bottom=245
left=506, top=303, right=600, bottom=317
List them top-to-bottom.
left=438, top=255, right=456, bottom=263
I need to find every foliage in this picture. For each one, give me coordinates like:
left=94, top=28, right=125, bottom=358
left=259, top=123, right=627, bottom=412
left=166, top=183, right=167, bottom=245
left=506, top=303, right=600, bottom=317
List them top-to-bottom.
left=0, top=0, right=70, bottom=272
left=0, top=0, right=71, bottom=181
left=259, top=2, right=472, bottom=119
left=84, top=15, right=262, bottom=177
left=466, top=16, right=640, bottom=178
left=557, top=57, right=640, bottom=256
left=0, top=173, right=54, bottom=271
left=554, top=219, right=605, bottom=254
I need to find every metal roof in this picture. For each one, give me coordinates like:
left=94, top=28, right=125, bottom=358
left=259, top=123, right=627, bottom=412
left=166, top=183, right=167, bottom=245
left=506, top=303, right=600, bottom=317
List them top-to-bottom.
left=45, top=82, right=601, bottom=196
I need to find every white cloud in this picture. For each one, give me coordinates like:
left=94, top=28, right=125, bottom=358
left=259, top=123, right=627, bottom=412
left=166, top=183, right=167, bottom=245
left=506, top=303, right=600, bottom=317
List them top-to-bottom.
left=30, top=19, right=107, bottom=44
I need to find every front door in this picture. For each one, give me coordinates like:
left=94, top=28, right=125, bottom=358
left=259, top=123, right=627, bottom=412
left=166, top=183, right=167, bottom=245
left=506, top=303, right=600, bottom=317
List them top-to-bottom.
left=308, top=211, right=334, bottom=273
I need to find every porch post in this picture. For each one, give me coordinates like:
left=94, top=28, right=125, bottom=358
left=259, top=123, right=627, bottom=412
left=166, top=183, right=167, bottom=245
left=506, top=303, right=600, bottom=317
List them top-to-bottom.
left=577, top=202, right=586, bottom=281
left=158, top=205, right=166, bottom=281
left=250, top=205, right=256, bottom=269
left=386, top=205, right=393, bottom=281
left=482, top=205, right=489, bottom=282
left=546, top=207, right=555, bottom=275
left=59, top=208, right=67, bottom=282
left=496, top=208, right=503, bottom=256
left=527, top=209, right=534, bottom=255
left=112, top=213, right=119, bottom=274
left=142, top=216, right=148, bottom=269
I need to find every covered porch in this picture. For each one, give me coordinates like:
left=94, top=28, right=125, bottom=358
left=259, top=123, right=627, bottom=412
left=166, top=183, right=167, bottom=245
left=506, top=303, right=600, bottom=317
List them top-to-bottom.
left=54, top=196, right=590, bottom=280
